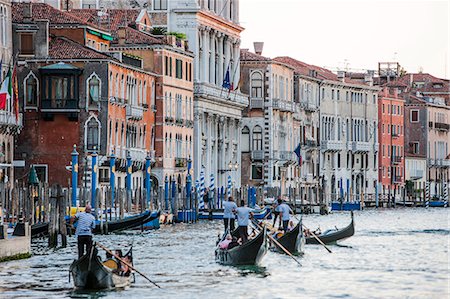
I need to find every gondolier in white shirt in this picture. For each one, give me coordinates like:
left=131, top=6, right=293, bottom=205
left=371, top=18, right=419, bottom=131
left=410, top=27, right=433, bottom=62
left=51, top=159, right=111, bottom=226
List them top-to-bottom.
left=223, top=196, right=238, bottom=233
left=276, top=198, right=294, bottom=232
left=235, top=200, right=254, bottom=243
left=71, top=205, right=96, bottom=258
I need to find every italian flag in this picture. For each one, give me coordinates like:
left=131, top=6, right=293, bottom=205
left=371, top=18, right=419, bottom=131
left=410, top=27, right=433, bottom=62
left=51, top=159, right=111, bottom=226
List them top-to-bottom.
left=0, top=68, right=11, bottom=110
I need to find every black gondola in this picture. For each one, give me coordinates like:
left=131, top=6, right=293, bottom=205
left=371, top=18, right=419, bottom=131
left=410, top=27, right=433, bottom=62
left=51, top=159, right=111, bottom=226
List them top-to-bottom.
left=31, top=210, right=160, bottom=237
left=305, top=212, right=355, bottom=245
left=271, top=219, right=304, bottom=255
left=215, top=227, right=267, bottom=266
left=70, top=246, right=133, bottom=290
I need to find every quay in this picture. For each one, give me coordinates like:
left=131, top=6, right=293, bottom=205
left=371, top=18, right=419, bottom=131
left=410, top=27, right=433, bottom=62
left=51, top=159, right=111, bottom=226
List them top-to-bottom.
left=0, top=222, right=31, bottom=262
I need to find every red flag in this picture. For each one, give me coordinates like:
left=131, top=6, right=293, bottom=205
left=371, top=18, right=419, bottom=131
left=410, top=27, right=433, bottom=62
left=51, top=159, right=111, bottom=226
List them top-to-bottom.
left=12, top=65, right=19, bottom=121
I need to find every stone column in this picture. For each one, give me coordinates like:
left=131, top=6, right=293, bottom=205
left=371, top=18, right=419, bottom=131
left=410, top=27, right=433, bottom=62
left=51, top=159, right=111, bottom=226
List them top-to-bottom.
left=202, top=28, right=210, bottom=83
left=195, top=30, right=201, bottom=82
left=209, top=30, right=216, bottom=84
left=218, top=34, right=224, bottom=85
left=224, top=37, right=231, bottom=72
left=232, top=40, right=241, bottom=89
left=194, top=110, right=203, bottom=180
left=206, top=113, right=213, bottom=178
left=236, top=119, right=242, bottom=187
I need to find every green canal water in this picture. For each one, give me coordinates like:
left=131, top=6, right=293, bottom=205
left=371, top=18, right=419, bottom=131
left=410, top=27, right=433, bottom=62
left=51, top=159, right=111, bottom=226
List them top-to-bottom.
left=0, top=208, right=448, bottom=298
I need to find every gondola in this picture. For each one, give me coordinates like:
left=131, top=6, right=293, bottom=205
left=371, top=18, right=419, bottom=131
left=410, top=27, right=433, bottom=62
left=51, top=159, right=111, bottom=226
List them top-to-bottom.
left=198, top=207, right=271, bottom=220
left=305, top=212, right=355, bottom=245
left=270, top=219, right=304, bottom=255
left=31, top=222, right=49, bottom=237
left=215, top=227, right=267, bottom=266
left=70, top=246, right=133, bottom=290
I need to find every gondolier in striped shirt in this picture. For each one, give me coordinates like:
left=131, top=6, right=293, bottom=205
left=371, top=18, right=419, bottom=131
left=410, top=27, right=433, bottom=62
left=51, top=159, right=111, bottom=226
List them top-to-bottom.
left=71, top=205, right=96, bottom=258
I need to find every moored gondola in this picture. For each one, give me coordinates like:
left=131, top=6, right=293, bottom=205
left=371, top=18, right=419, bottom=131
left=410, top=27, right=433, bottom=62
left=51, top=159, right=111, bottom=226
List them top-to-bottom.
left=305, top=212, right=355, bottom=245
left=270, top=219, right=304, bottom=255
left=215, top=227, right=267, bottom=266
left=70, top=246, right=133, bottom=290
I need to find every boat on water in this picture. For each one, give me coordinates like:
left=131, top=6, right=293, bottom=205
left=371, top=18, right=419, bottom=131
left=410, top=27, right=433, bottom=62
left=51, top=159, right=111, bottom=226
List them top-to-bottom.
left=199, top=207, right=270, bottom=220
left=31, top=210, right=160, bottom=237
left=305, top=212, right=355, bottom=245
left=270, top=220, right=304, bottom=255
left=215, top=226, right=268, bottom=266
left=70, top=246, right=133, bottom=290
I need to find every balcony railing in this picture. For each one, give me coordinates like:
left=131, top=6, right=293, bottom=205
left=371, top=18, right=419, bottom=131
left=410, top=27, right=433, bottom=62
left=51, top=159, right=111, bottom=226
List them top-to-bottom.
left=41, top=98, right=78, bottom=111
left=250, top=99, right=264, bottom=109
left=273, top=99, right=294, bottom=112
left=301, top=101, right=318, bottom=112
left=126, top=105, right=144, bottom=120
left=165, top=116, right=174, bottom=123
left=175, top=118, right=184, bottom=126
left=435, top=122, right=450, bottom=131
left=305, top=139, right=318, bottom=148
left=321, top=140, right=344, bottom=152
left=352, top=142, right=371, bottom=153
left=128, top=148, right=147, bottom=162
left=251, top=150, right=264, bottom=160
left=279, top=151, right=295, bottom=161
left=392, top=156, right=402, bottom=164
left=175, top=157, right=187, bottom=167
left=428, top=158, right=435, bottom=166
left=442, top=159, right=450, bottom=167
left=410, top=169, right=424, bottom=179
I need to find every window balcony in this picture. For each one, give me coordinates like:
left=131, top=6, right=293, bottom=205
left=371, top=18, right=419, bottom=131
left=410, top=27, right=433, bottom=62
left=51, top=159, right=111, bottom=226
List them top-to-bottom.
left=41, top=98, right=79, bottom=112
left=250, top=99, right=264, bottom=109
left=273, top=99, right=294, bottom=112
left=301, top=101, right=318, bottom=112
left=126, top=105, right=144, bottom=120
left=0, top=112, right=23, bottom=130
left=165, top=116, right=174, bottom=123
left=175, top=118, right=184, bottom=126
left=435, top=122, right=450, bottom=131
left=392, top=132, right=399, bottom=138
left=305, top=139, right=318, bottom=148
left=321, top=140, right=344, bottom=152
left=352, top=142, right=370, bottom=153
left=128, top=148, right=147, bottom=162
left=251, top=150, right=264, bottom=161
left=279, top=151, right=295, bottom=161
left=392, top=156, right=402, bottom=164
left=175, top=157, right=187, bottom=168
left=428, top=158, right=436, bottom=166
left=441, top=159, right=450, bottom=168
left=410, top=169, right=424, bottom=179
left=393, top=175, right=403, bottom=183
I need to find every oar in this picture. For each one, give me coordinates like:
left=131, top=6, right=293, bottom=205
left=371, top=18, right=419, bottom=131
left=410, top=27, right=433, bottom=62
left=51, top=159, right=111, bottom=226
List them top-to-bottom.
left=293, top=216, right=332, bottom=253
left=252, top=220, right=302, bottom=267
left=96, top=242, right=161, bottom=288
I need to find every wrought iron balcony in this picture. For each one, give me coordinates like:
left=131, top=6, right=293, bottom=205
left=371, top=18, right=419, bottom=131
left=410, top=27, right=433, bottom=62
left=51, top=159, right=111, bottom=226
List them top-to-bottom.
left=41, top=98, right=78, bottom=111
left=250, top=99, right=264, bottom=109
left=126, top=105, right=144, bottom=120
left=435, top=122, right=450, bottom=131
left=251, top=150, right=264, bottom=161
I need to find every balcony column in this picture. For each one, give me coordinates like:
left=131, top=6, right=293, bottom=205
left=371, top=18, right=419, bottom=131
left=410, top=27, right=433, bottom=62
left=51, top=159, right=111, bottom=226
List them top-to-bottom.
left=209, top=30, right=216, bottom=84
left=218, top=34, right=224, bottom=86
left=224, top=37, right=231, bottom=74
left=232, top=40, right=241, bottom=90
left=193, top=110, right=203, bottom=180
left=236, top=119, right=242, bottom=187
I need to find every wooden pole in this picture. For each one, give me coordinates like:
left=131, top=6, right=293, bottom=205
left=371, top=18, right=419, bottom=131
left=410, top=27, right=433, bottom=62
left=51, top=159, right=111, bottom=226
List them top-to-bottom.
left=59, top=186, right=67, bottom=247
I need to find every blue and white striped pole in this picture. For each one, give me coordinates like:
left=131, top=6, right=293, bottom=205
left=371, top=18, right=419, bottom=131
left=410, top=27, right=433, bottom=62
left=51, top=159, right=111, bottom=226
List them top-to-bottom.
left=71, top=145, right=78, bottom=207
left=91, top=150, right=98, bottom=208
left=110, top=150, right=116, bottom=210
left=200, top=169, right=205, bottom=198
left=210, top=173, right=215, bottom=209
left=227, top=175, right=232, bottom=198
left=164, top=176, right=169, bottom=211
left=425, top=181, right=430, bottom=207
left=443, top=182, right=448, bottom=207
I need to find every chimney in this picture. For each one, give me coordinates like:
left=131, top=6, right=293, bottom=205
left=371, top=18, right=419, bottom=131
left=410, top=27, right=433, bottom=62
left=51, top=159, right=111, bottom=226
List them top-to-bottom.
left=23, top=3, right=32, bottom=22
left=117, top=27, right=126, bottom=45
left=253, top=42, right=264, bottom=55
left=364, top=70, right=373, bottom=86
left=337, top=71, right=345, bottom=82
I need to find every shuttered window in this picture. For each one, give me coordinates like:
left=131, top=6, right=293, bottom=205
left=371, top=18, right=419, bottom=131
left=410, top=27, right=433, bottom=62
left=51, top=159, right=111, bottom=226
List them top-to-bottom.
left=20, top=34, right=34, bottom=55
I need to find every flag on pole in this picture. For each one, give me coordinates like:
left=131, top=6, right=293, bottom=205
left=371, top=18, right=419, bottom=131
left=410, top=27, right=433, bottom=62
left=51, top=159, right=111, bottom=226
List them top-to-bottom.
left=0, top=59, right=3, bottom=82
left=12, top=65, right=19, bottom=121
left=222, top=66, right=232, bottom=90
left=0, top=68, right=11, bottom=110
left=294, top=143, right=302, bottom=166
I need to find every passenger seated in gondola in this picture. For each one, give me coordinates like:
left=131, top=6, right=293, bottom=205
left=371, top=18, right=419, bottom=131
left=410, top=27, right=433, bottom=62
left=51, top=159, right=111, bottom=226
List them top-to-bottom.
left=287, top=220, right=295, bottom=232
left=272, top=228, right=284, bottom=240
left=303, top=228, right=312, bottom=237
left=218, top=235, right=232, bottom=249
left=227, top=237, right=240, bottom=250
left=120, top=255, right=131, bottom=277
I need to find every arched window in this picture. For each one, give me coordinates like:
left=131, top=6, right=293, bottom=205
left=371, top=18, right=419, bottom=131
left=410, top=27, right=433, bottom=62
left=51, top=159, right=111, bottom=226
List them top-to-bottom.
left=24, top=72, right=38, bottom=108
left=251, top=72, right=263, bottom=98
left=87, top=73, right=100, bottom=108
left=85, top=116, right=101, bottom=151
left=241, top=126, right=250, bottom=152
left=252, top=126, right=263, bottom=151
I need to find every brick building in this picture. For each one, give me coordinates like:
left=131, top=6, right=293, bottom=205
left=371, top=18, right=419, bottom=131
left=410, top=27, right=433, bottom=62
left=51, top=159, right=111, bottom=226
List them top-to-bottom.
left=12, top=3, right=156, bottom=189
left=378, top=87, right=405, bottom=201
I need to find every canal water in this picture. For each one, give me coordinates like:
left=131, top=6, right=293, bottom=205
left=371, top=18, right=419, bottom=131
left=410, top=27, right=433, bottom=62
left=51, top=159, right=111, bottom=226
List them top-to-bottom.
left=0, top=208, right=447, bottom=298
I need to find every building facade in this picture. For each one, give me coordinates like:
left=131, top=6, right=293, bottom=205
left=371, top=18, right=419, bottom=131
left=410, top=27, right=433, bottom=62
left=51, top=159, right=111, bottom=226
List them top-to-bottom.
left=0, top=0, right=22, bottom=184
left=239, top=47, right=297, bottom=195
left=378, top=87, right=405, bottom=201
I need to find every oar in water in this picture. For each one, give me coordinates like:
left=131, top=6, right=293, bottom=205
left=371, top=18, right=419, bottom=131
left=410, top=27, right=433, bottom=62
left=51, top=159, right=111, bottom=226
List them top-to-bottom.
left=292, top=216, right=332, bottom=253
left=252, top=219, right=302, bottom=266
left=96, top=242, right=161, bottom=288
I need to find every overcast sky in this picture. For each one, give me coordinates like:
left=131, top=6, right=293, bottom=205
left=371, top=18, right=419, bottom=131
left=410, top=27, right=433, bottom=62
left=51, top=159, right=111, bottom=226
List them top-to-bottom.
left=240, top=0, right=449, bottom=79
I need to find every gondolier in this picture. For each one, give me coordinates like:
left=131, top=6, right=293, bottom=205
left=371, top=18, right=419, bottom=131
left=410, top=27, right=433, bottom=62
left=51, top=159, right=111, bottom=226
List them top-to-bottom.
left=223, top=196, right=237, bottom=232
left=276, top=198, right=293, bottom=232
left=235, top=200, right=254, bottom=243
left=71, top=205, right=96, bottom=258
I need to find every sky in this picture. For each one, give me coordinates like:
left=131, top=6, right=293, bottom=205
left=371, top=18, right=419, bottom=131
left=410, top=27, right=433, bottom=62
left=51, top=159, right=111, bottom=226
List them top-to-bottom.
left=240, top=0, right=449, bottom=79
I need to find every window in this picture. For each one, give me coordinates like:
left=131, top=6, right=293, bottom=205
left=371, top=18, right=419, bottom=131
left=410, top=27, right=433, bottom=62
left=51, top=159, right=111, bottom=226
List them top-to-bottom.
left=153, top=0, right=168, bottom=10
left=20, top=33, right=34, bottom=55
left=164, top=56, right=169, bottom=76
left=169, top=57, right=173, bottom=76
left=175, top=59, right=183, bottom=79
left=24, top=72, right=38, bottom=107
left=251, top=72, right=263, bottom=98
left=87, top=74, right=100, bottom=107
left=382, top=104, right=385, bottom=114
left=410, top=109, right=419, bottom=122
left=86, top=117, right=100, bottom=151
left=241, top=126, right=250, bottom=152
left=252, top=126, right=263, bottom=151
left=412, top=142, right=419, bottom=154
left=32, top=164, right=48, bottom=183
left=251, top=165, right=263, bottom=180
left=99, top=167, right=110, bottom=183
